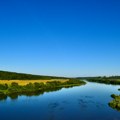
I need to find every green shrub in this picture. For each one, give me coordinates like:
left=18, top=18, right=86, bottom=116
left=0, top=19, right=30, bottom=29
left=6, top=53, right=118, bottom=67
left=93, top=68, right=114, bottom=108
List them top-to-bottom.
left=8, top=82, right=21, bottom=92
left=11, top=82, right=19, bottom=87
left=34, top=82, right=45, bottom=89
left=25, top=83, right=34, bottom=90
left=0, top=84, right=8, bottom=90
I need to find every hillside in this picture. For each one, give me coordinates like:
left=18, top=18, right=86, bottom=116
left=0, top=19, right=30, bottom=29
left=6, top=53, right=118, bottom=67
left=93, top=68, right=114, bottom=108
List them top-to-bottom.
left=0, top=70, right=68, bottom=80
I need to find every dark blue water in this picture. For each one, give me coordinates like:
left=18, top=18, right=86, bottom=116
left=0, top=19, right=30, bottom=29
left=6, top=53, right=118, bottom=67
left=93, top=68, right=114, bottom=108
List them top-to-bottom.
left=0, top=82, right=120, bottom=120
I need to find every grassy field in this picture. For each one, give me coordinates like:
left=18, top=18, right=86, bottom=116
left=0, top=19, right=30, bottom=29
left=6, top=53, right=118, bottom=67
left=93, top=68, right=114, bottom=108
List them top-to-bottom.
left=0, top=79, right=69, bottom=86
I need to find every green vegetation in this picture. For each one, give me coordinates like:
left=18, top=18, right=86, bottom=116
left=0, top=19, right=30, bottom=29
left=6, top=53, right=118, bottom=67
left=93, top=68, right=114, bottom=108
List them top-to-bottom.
left=0, top=70, right=68, bottom=80
left=79, top=76, right=120, bottom=85
left=0, top=80, right=86, bottom=100
left=0, top=84, right=8, bottom=90
left=109, top=94, right=120, bottom=111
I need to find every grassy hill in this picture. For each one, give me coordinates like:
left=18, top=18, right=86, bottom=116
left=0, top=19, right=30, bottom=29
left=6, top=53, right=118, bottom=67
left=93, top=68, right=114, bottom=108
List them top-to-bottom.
left=0, top=70, right=68, bottom=80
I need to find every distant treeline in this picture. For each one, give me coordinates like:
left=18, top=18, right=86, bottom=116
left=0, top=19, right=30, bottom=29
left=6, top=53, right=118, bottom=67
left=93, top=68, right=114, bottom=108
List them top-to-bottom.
left=0, top=71, right=68, bottom=80
left=78, top=76, right=120, bottom=85
left=78, top=76, right=120, bottom=79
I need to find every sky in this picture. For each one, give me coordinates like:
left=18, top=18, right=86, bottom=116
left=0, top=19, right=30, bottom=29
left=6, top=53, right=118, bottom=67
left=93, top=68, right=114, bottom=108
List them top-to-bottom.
left=0, top=0, right=120, bottom=77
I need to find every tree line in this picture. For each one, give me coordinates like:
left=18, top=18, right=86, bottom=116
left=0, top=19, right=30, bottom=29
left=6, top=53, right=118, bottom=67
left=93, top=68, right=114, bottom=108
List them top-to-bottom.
left=0, top=70, right=68, bottom=80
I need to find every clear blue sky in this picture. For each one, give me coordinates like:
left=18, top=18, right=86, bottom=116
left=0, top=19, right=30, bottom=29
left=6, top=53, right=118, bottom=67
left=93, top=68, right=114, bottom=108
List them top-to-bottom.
left=0, top=0, right=120, bottom=77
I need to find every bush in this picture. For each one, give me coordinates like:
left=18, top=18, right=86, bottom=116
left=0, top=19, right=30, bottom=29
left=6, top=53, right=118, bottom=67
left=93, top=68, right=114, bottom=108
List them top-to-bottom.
left=65, top=79, right=85, bottom=85
left=46, top=81, right=61, bottom=86
left=8, top=82, right=21, bottom=92
left=11, top=82, right=19, bottom=87
left=34, top=82, right=44, bottom=89
left=25, top=83, right=34, bottom=90
left=0, top=84, right=8, bottom=90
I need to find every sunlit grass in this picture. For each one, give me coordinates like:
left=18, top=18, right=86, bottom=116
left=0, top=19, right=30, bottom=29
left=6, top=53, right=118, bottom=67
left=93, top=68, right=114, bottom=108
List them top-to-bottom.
left=0, top=79, right=69, bottom=86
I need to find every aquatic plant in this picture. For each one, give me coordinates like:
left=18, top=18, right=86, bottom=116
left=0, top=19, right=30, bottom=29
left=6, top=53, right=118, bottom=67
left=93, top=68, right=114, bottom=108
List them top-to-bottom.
left=109, top=94, right=120, bottom=111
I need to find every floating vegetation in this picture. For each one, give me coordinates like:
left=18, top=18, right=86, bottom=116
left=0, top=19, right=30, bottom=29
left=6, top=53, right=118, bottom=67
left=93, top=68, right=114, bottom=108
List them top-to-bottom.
left=109, top=94, right=120, bottom=111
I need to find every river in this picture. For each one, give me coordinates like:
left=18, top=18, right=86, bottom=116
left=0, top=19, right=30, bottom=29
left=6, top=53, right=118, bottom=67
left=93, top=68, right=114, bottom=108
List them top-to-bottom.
left=0, top=81, right=120, bottom=120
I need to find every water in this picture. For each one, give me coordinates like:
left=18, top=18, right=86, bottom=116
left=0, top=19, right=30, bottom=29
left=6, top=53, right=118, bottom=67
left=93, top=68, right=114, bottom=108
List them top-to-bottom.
left=0, top=81, right=120, bottom=120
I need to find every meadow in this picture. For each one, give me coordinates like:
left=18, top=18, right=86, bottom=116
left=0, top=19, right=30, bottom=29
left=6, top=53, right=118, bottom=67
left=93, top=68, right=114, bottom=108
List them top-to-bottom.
left=0, top=79, right=69, bottom=86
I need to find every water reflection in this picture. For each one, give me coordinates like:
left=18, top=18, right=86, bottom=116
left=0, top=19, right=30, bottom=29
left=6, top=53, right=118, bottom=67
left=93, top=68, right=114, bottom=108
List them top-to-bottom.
left=0, top=86, right=75, bottom=101
left=0, top=93, right=7, bottom=100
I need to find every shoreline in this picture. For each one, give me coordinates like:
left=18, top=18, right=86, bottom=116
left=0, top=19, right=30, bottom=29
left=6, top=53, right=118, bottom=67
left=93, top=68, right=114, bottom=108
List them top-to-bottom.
left=0, top=79, right=86, bottom=100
